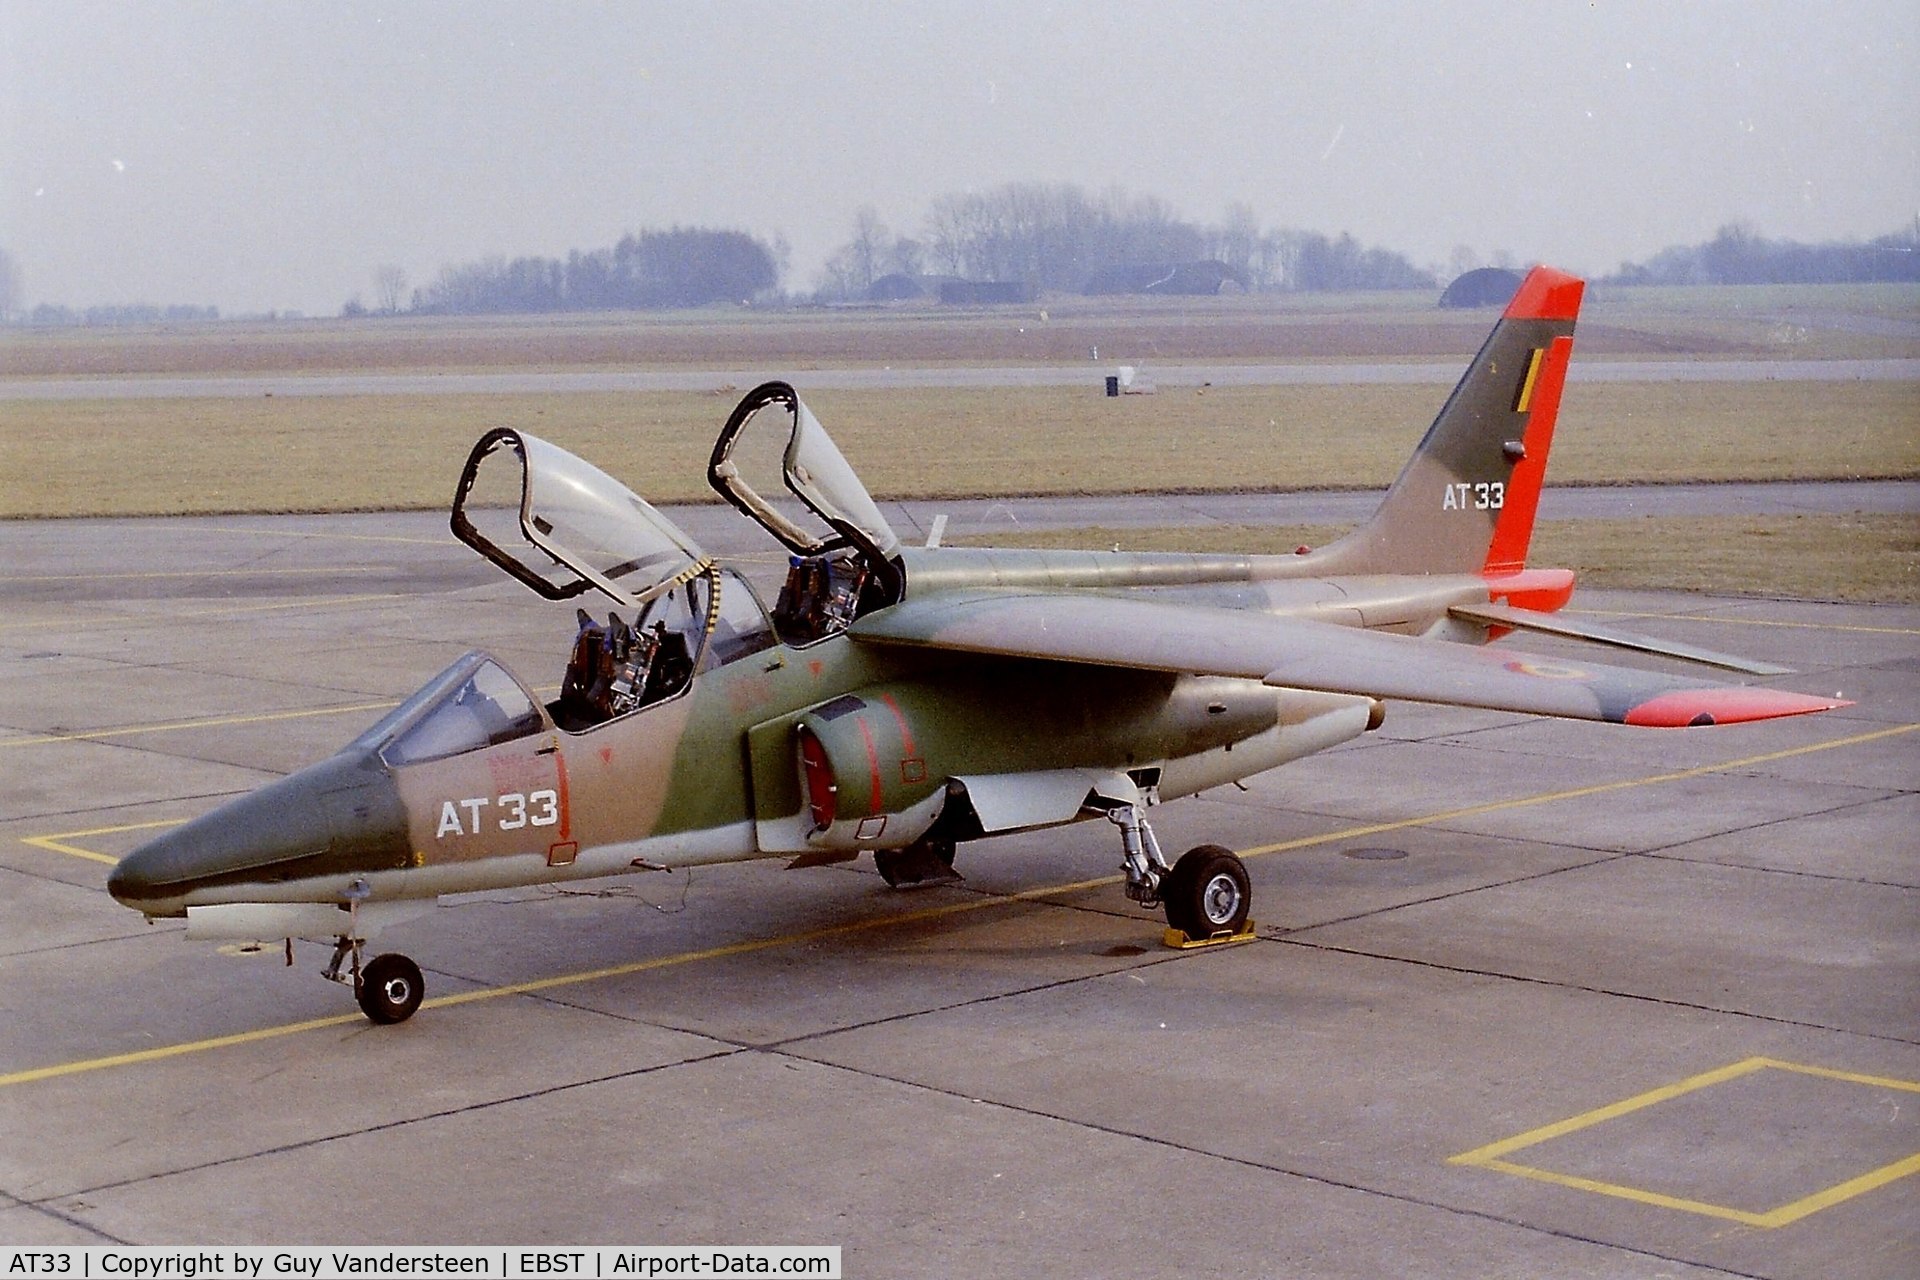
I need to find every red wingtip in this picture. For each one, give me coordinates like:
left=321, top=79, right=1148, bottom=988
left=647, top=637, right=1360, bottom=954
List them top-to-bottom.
left=1504, top=266, right=1585, bottom=322
left=1623, top=688, right=1852, bottom=728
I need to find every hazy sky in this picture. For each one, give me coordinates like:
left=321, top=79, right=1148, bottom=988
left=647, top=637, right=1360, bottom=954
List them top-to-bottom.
left=3, top=0, right=1915, bottom=314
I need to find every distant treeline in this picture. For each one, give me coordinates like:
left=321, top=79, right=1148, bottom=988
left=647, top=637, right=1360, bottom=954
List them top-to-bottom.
left=817, top=182, right=1435, bottom=300
left=409, top=183, right=1440, bottom=317
left=1607, top=221, right=1920, bottom=286
left=409, top=227, right=780, bottom=315
left=24, top=302, right=220, bottom=326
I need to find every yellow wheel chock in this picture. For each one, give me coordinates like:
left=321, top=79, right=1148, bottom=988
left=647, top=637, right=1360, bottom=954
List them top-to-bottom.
left=1162, top=920, right=1257, bottom=950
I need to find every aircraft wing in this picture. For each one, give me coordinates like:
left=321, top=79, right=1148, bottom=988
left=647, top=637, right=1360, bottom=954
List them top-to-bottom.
left=850, top=591, right=1847, bottom=726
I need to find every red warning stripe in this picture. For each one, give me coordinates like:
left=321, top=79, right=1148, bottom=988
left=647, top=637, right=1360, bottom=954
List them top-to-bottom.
left=1623, top=688, right=1851, bottom=727
left=878, top=692, right=919, bottom=756
left=856, top=715, right=884, bottom=813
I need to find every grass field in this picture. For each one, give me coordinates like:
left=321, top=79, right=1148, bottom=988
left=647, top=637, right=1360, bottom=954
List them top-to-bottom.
left=3, top=284, right=1915, bottom=601
left=1, top=381, right=1915, bottom=519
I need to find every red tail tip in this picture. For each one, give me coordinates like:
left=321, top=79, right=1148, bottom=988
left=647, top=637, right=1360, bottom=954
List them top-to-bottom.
left=1504, top=266, right=1585, bottom=322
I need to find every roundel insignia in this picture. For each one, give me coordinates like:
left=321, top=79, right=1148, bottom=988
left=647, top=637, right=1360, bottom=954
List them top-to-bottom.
left=1504, top=658, right=1589, bottom=680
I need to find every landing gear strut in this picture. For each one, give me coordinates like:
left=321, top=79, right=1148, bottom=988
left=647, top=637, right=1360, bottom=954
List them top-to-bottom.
left=1109, top=802, right=1172, bottom=909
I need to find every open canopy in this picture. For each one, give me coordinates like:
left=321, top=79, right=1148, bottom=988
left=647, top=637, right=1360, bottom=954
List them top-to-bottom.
left=708, top=381, right=900, bottom=566
left=451, top=428, right=710, bottom=608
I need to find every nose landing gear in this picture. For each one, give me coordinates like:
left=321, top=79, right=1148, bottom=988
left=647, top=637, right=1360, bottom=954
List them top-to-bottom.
left=323, top=934, right=426, bottom=1025
left=356, top=953, right=425, bottom=1024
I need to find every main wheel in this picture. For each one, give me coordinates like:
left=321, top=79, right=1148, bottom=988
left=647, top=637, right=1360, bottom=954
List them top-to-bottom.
left=1162, top=845, right=1251, bottom=940
left=356, top=953, right=424, bottom=1024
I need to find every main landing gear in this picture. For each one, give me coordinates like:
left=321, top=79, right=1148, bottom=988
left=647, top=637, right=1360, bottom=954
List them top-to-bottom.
left=1109, top=804, right=1254, bottom=947
left=324, top=935, right=425, bottom=1025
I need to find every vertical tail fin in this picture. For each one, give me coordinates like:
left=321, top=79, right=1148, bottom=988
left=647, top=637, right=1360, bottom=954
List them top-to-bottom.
left=1311, top=266, right=1583, bottom=576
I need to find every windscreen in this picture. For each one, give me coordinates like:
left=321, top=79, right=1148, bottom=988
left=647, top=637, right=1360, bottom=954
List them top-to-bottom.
left=355, top=652, right=545, bottom=767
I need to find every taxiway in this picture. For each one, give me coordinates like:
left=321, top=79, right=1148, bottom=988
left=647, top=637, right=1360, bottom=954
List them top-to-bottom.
left=0, top=512, right=1914, bottom=1277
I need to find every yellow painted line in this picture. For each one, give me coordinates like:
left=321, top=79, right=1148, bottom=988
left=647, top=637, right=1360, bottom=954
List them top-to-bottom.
left=0, top=565, right=385, bottom=584
left=0, top=593, right=410, bottom=634
left=1569, top=608, right=1920, bottom=638
left=2, top=682, right=565, bottom=752
left=0, top=699, right=399, bottom=749
left=4, top=721, right=1911, bottom=1090
left=1236, top=721, right=1920, bottom=860
left=20, top=820, right=184, bottom=866
left=0, top=886, right=1091, bottom=1091
left=0, top=1012, right=371, bottom=1088
left=1451, top=1056, right=1920, bottom=1228
left=1452, top=1056, right=1774, bottom=1165
left=1762, top=1151, right=1920, bottom=1228
left=1472, top=1157, right=1779, bottom=1228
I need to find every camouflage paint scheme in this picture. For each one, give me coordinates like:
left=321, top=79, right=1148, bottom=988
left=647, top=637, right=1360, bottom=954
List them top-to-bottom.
left=108, top=267, right=1845, bottom=966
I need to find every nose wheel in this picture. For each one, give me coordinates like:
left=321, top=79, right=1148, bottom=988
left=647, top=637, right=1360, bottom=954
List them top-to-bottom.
left=325, top=935, right=426, bottom=1024
left=356, top=953, right=425, bottom=1024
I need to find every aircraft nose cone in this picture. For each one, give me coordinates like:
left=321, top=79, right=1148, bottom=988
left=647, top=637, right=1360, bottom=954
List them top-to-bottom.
left=108, top=748, right=411, bottom=917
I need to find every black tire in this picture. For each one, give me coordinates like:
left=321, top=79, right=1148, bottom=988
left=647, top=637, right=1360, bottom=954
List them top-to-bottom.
left=1163, top=845, right=1251, bottom=939
left=1158, top=853, right=1199, bottom=937
left=356, top=953, right=424, bottom=1024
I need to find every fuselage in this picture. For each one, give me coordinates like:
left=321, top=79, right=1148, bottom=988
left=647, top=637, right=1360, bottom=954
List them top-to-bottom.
left=107, top=547, right=1514, bottom=924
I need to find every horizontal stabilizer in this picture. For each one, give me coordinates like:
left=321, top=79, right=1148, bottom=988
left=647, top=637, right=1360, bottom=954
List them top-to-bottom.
left=1448, top=602, right=1794, bottom=676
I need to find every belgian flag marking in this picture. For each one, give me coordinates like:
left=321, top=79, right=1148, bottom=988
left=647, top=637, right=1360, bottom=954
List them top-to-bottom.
left=1514, top=348, right=1547, bottom=413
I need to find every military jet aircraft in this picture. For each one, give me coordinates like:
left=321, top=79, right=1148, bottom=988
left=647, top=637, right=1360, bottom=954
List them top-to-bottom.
left=108, top=267, right=1847, bottom=1023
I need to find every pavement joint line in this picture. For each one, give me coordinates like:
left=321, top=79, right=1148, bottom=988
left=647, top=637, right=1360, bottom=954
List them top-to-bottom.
left=198, top=524, right=456, bottom=547
left=0, top=565, right=388, bottom=584
left=0, top=593, right=413, bottom=634
left=1568, top=607, right=1920, bottom=637
left=0, top=681, right=607, bottom=755
left=0, top=699, right=402, bottom=750
left=5, top=718, right=1912, bottom=1092
left=1234, top=721, right=1920, bottom=861
left=1266, top=851, right=1631, bottom=939
left=1280, top=934, right=1920, bottom=1047
left=29, top=1048, right=747, bottom=1212
left=760, top=1049, right=1775, bottom=1280
left=1448, top=1056, right=1920, bottom=1228
left=0, top=1187, right=129, bottom=1246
